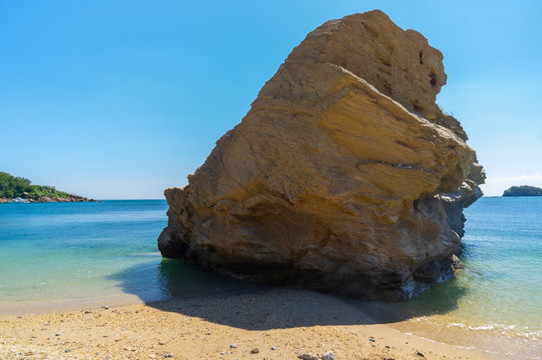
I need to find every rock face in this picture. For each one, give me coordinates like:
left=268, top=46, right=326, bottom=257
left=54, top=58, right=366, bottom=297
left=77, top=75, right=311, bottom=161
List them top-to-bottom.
left=158, top=10, right=485, bottom=300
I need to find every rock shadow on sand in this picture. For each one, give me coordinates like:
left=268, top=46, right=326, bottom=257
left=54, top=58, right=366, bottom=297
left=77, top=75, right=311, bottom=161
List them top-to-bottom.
left=108, top=258, right=469, bottom=331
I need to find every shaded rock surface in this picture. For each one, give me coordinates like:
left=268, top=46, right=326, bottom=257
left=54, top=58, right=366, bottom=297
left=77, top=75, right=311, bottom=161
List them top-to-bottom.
left=158, top=10, right=485, bottom=300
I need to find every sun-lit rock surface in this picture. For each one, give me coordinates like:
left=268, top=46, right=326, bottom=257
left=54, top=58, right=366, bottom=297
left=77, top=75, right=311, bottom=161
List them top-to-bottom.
left=158, top=10, right=485, bottom=300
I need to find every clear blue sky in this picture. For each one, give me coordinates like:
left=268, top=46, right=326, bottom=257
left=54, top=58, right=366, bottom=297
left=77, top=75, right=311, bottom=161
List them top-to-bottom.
left=1, top=1, right=541, bottom=198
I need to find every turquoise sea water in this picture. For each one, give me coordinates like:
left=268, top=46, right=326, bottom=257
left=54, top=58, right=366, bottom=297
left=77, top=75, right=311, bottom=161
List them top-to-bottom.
left=357, top=196, right=542, bottom=358
left=452, top=196, right=542, bottom=336
left=0, top=197, right=541, bottom=353
left=410, top=197, right=542, bottom=337
left=0, top=200, right=253, bottom=311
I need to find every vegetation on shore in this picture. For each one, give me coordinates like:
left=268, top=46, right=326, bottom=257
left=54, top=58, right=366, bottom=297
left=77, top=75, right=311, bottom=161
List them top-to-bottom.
left=0, top=171, right=73, bottom=200
left=502, top=185, right=542, bottom=197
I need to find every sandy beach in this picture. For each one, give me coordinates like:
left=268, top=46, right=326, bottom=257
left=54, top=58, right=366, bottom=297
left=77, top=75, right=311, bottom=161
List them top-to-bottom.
left=0, top=288, right=491, bottom=360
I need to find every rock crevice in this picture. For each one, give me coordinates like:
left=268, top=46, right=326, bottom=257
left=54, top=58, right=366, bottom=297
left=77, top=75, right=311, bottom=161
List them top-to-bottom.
left=158, top=10, right=485, bottom=300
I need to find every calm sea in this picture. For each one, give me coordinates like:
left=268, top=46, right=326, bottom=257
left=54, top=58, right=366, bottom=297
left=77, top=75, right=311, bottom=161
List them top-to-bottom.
left=356, top=196, right=542, bottom=358
left=0, top=198, right=541, bottom=356
left=0, top=200, right=254, bottom=312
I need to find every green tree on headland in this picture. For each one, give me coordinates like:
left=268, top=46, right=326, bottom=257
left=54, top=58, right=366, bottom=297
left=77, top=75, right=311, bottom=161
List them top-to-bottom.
left=0, top=172, right=71, bottom=200
left=502, top=185, right=542, bottom=197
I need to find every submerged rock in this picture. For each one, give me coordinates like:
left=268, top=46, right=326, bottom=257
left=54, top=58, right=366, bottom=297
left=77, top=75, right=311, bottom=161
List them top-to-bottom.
left=158, top=10, right=484, bottom=300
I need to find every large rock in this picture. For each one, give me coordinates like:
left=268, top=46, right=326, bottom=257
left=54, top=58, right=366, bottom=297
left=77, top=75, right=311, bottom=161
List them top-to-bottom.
left=158, top=10, right=485, bottom=300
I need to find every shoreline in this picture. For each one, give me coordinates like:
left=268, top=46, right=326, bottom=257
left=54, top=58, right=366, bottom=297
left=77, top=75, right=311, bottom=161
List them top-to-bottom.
left=0, top=197, right=98, bottom=203
left=0, top=288, right=496, bottom=360
left=0, top=293, right=147, bottom=316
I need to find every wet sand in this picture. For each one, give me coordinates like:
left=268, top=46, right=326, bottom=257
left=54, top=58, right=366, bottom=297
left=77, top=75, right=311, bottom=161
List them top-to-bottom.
left=0, top=288, right=491, bottom=360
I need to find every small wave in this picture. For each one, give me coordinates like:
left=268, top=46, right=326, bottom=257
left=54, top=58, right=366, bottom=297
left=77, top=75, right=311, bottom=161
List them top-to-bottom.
left=126, top=252, right=162, bottom=258
left=412, top=316, right=428, bottom=322
left=446, top=321, right=542, bottom=341
left=447, top=322, right=518, bottom=331
left=448, top=322, right=466, bottom=328
left=468, top=324, right=494, bottom=331
left=517, top=331, right=542, bottom=341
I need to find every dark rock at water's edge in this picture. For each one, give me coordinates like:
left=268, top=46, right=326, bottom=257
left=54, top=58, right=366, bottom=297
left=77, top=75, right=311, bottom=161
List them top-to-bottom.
left=158, top=10, right=485, bottom=301
left=503, top=185, right=542, bottom=197
left=0, top=195, right=97, bottom=203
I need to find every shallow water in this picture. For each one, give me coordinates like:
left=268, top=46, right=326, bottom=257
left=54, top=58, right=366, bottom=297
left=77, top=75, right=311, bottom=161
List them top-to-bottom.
left=1, top=197, right=541, bottom=356
left=353, top=197, right=542, bottom=358
left=418, top=197, right=541, bottom=340
left=0, top=200, right=256, bottom=311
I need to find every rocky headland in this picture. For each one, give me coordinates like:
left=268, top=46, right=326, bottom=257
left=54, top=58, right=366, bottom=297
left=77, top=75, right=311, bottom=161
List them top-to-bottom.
left=158, top=10, right=485, bottom=300
left=0, top=171, right=97, bottom=203
left=0, top=195, right=96, bottom=203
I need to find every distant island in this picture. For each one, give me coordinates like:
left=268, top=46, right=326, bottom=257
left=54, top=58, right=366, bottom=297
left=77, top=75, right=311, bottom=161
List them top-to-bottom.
left=0, top=171, right=96, bottom=203
left=502, top=185, right=542, bottom=197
